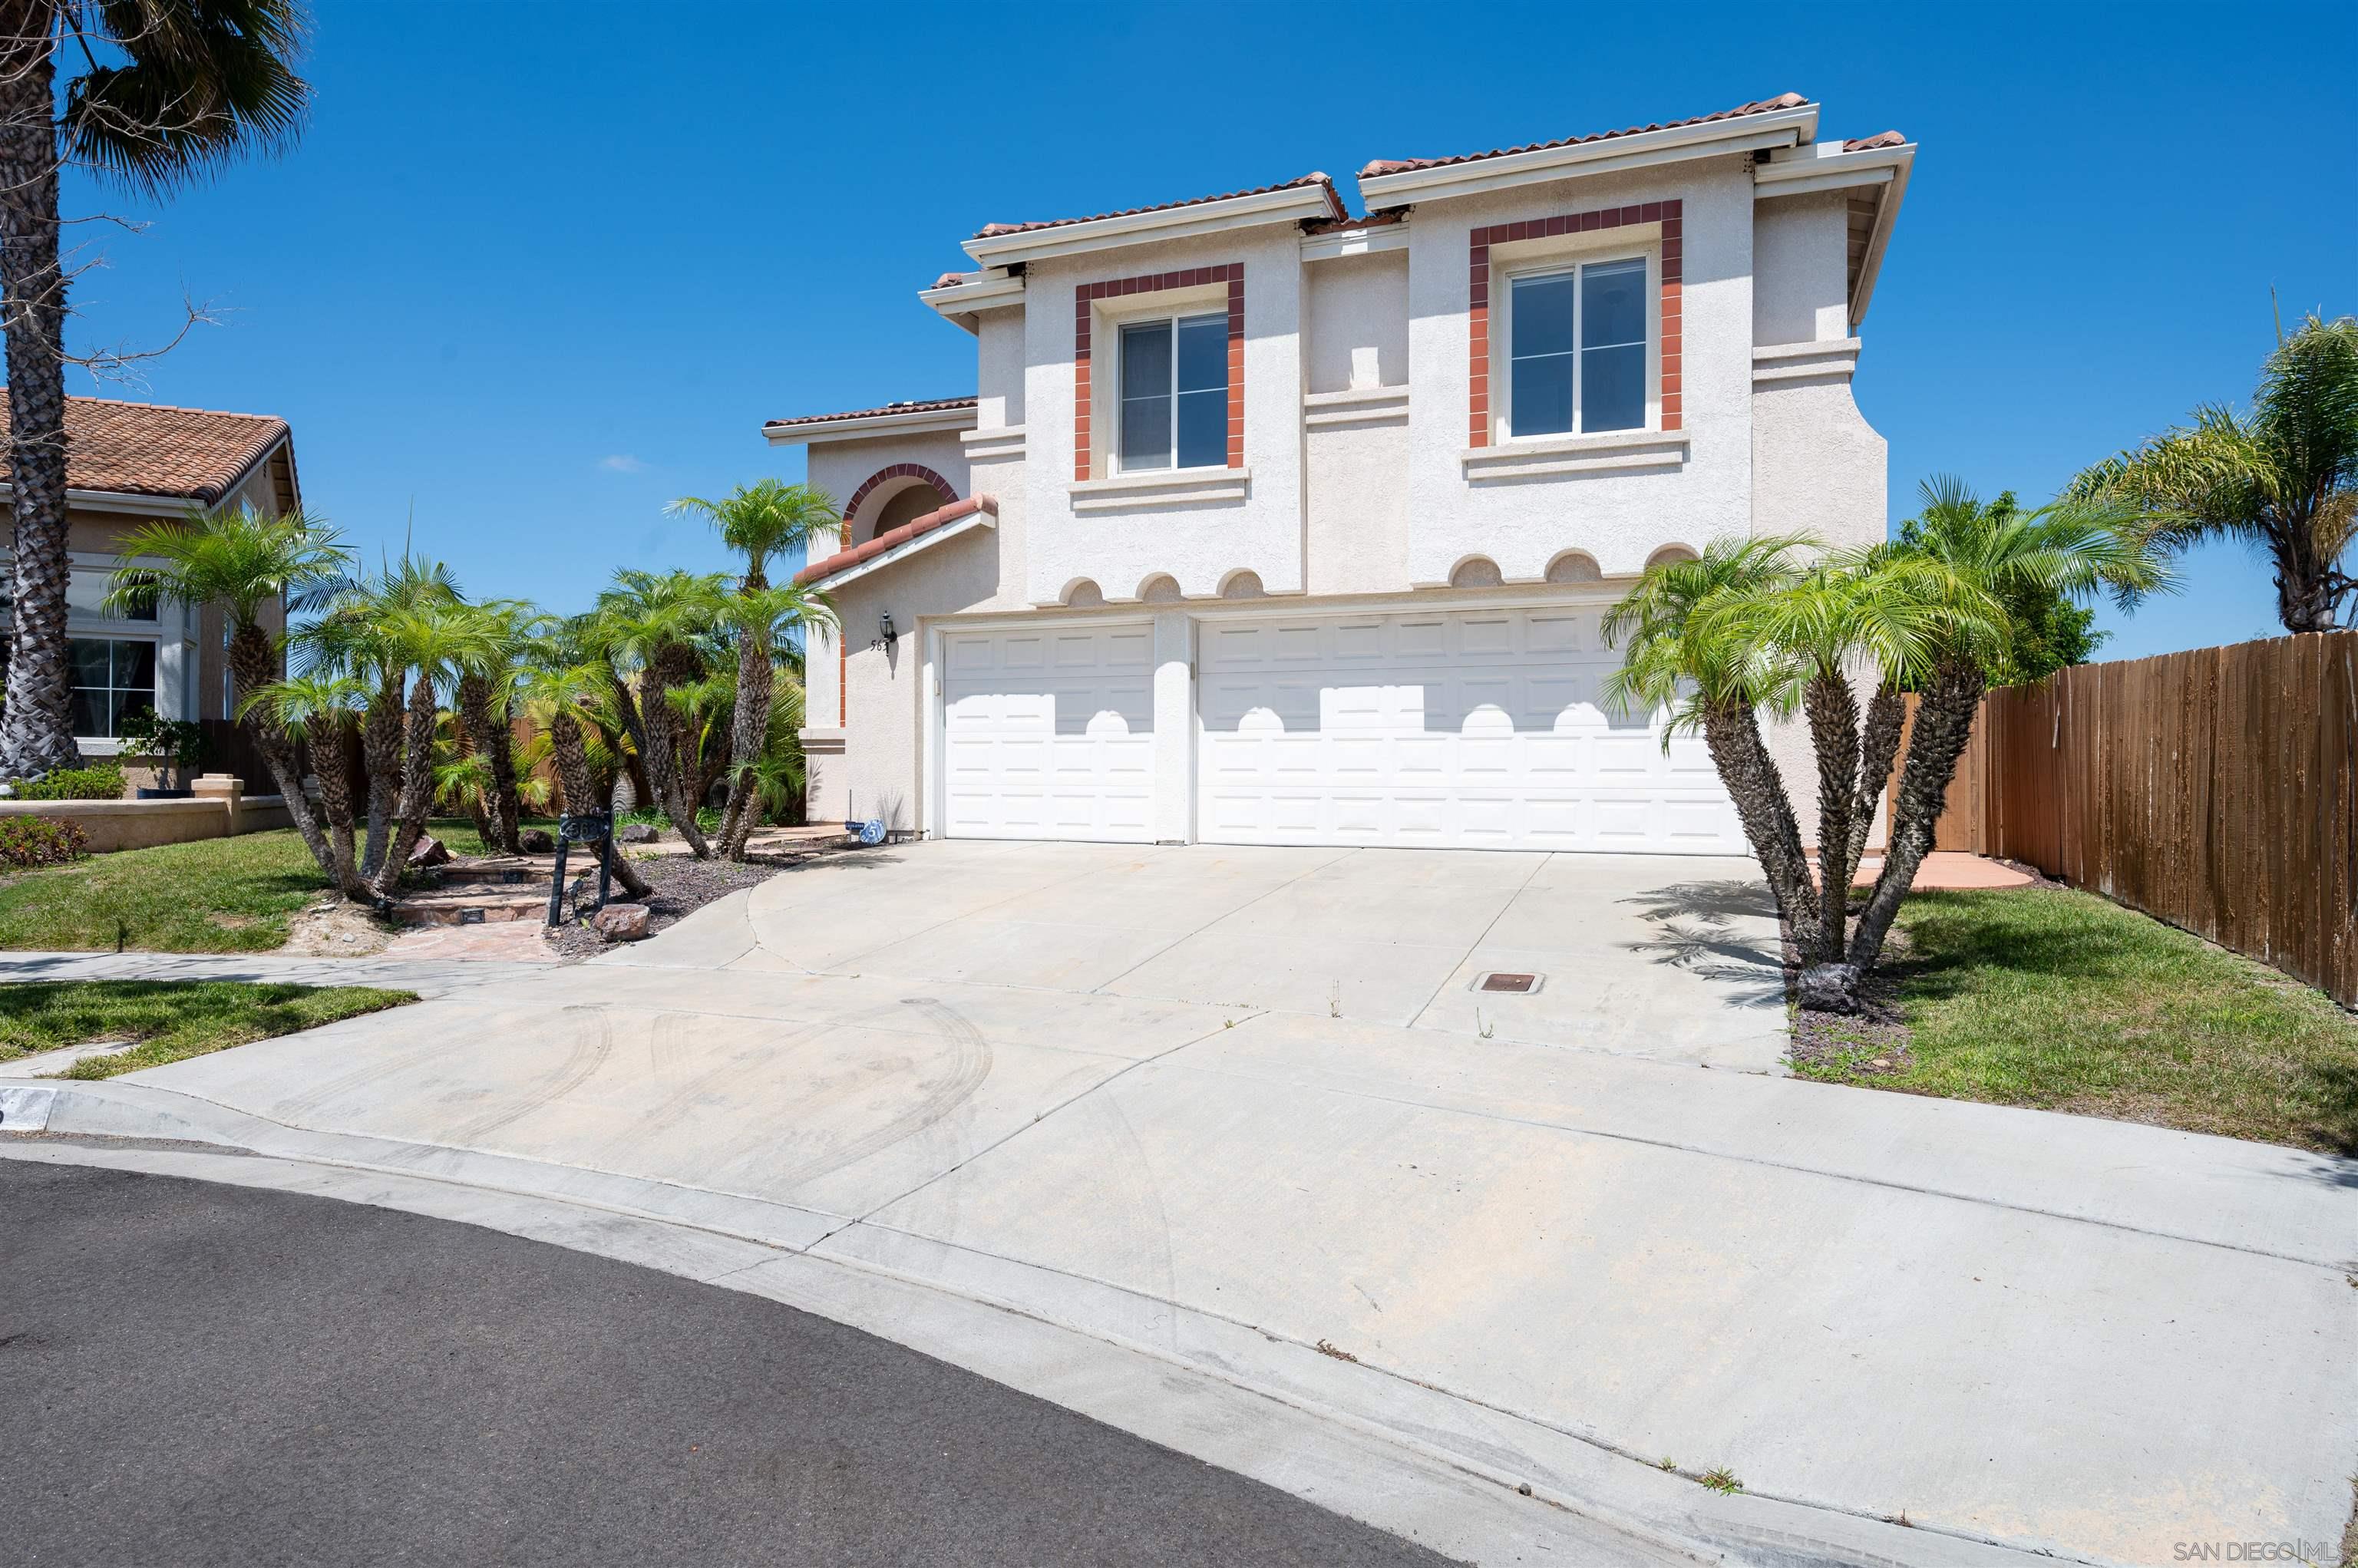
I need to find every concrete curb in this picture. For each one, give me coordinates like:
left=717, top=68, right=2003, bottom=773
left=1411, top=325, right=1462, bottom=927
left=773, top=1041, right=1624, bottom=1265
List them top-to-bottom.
left=0, top=1080, right=2105, bottom=1568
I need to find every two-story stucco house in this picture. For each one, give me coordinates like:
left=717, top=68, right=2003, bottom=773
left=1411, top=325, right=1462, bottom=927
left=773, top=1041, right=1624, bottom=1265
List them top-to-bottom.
left=771, top=93, right=1911, bottom=854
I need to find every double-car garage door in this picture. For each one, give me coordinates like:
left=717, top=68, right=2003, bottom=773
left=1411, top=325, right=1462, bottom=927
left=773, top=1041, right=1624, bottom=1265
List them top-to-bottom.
left=941, top=606, right=1742, bottom=853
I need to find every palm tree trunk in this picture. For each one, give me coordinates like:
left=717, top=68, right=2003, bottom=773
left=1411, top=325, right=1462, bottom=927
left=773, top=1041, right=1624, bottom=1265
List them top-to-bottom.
left=0, top=17, right=84, bottom=777
left=2275, top=543, right=2340, bottom=634
left=225, top=623, right=341, bottom=886
left=718, top=637, right=772, bottom=859
left=630, top=655, right=711, bottom=858
left=1844, top=659, right=1987, bottom=978
left=361, top=666, right=401, bottom=876
left=1802, top=668, right=1860, bottom=969
left=370, top=672, right=441, bottom=899
left=456, top=672, right=522, bottom=853
left=1842, top=683, right=1907, bottom=890
left=1700, top=698, right=1821, bottom=961
left=550, top=704, right=649, bottom=900
left=312, top=719, right=362, bottom=897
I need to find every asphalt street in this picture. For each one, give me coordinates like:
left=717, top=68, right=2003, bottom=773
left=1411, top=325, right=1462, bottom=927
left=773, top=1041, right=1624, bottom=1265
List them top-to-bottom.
left=2, top=1157, right=1458, bottom=1567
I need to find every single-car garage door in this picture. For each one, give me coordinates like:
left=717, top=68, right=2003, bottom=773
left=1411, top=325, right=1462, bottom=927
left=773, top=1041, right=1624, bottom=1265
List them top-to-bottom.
left=1197, top=606, right=1742, bottom=853
left=941, top=622, right=1154, bottom=842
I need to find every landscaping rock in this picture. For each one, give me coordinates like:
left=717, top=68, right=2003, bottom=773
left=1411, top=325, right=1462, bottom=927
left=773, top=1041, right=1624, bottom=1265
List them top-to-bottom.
left=619, top=823, right=659, bottom=844
left=518, top=828, right=555, bottom=853
left=407, top=835, right=452, bottom=868
left=590, top=902, right=649, bottom=941
left=1795, top=962, right=1861, bottom=1014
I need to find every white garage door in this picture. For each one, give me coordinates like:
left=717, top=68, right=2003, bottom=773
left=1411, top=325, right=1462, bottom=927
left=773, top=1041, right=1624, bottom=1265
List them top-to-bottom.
left=1197, top=606, right=1742, bottom=853
left=941, top=622, right=1155, bottom=842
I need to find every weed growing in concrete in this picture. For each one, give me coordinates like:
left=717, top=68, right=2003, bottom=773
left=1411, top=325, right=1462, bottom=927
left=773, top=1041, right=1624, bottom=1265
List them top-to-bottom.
left=1699, top=1467, right=1742, bottom=1495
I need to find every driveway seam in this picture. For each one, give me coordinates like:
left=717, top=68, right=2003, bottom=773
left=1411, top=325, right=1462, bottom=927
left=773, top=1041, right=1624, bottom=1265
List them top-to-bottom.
left=1403, top=851, right=1551, bottom=1030
left=1153, top=1049, right=2350, bottom=1272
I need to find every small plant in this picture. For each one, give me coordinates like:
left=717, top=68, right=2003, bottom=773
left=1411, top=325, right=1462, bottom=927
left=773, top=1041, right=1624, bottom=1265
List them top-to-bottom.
left=116, top=711, right=205, bottom=791
left=15, top=761, right=127, bottom=801
left=0, top=816, right=90, bottom=868
left=1477, top=1008, right=1495, bottom=1039
left=1313, top=1339, right=1359, bottom=1363
left=1657, top=1456, right=1677, bottom=1471
left=1699, top=1467, right=1742, bottom=1495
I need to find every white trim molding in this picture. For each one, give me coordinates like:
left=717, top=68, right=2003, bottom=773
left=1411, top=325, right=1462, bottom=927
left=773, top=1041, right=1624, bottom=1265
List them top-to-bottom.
left=964, top=183, right=1339, bottom=269
left=1300, top=222, right=1410, bottom=263
left=920, top=269, right=1026, bottom=325
left=1752, top=338, right=1862, bottom=387
left=1303, top=385, right=1409, bottom=430
left=762, top=403, right=979, bottom=447
left=960, top=425, right=1028, bottom=460
left=1459, top=427, right=1689, bottom=484
left=1068, top=466, right=1251, bottom=513
left=801, top=507, right=997, bottom=592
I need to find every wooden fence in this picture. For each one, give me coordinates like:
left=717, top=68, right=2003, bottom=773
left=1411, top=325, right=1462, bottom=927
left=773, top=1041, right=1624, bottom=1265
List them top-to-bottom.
left=1895, top=632, right=2358, bottom=1005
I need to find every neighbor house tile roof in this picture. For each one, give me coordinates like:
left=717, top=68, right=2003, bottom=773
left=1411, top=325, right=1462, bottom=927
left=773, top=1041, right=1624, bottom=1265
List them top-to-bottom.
left=1359, top=92, right=1811, bottom=178
left=1841, top=130, right=1907, bottom=151
left=975, top=173, right=1348, bottom=239
left=0, top=395, right=290, bottom=503
left=762, top=395, right=977, bottom=431
left=793, top=494, right=998, bottom=588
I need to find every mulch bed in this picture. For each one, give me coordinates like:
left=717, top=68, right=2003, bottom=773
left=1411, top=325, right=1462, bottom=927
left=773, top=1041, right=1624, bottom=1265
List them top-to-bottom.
left=542, top=853, right=788, bottom=962
left=1785, top=926, right=1919, bottom=1080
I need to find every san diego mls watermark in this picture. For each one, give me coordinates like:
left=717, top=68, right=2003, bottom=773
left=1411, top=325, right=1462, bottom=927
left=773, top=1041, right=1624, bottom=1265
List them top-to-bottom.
left=2170, top=1541, right=2340, bottom=1563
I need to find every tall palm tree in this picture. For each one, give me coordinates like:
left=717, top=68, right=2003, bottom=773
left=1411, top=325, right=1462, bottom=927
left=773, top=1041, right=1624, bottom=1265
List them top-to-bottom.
left=0, top=1, right=310, bottom=775
left=2072, top=313, right=2358, bottom=633
left=1840, top=480, right=2170, bottom=976
left=670, top=481, right=838, bottom=856
left=103, top=505, right=348, bottom=883
left=1603, top=535, right=1816, bottom=948
left=297, top=553, right=464, bottom=877
left=588, top=568, right=726, bottom=857
left=709, top=582, right=833, bottom=858
left=366, top=596, right=497, bottom=899
left=451, top=597, right=541, bottom=854
left=514, top=649, right=649, bottom=900
left=239, top=670, right=366, bottom=896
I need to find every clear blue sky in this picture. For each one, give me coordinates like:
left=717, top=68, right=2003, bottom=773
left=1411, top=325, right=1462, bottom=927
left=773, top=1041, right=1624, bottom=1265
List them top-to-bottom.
left=58, top=1, right=2356, bottom=660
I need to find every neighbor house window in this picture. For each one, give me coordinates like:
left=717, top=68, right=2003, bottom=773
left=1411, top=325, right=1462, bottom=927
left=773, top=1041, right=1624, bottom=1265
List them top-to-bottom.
left=1508, top=257, right=1648, bottom=437
left=1119, top=312, right=1227, bottom=470
left=70, top=637, right=155, bottom=738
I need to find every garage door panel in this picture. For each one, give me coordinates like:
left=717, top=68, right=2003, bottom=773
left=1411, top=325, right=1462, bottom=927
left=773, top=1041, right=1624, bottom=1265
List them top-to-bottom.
left=1197, top=607, right=1742, bottom=855
left=943, top=622, right=1158, bottom=843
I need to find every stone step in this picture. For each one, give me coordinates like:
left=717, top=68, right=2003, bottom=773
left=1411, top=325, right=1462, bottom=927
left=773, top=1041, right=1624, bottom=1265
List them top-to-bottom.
left=426, top=855, right=556, bottom=886
left=388, top=886, right=553, bottom=927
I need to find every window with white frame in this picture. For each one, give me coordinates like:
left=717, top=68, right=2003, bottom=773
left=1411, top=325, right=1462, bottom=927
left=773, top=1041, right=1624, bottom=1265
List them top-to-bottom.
left=1507, top=257, right=1648, bottom=437
left=1118, top=312, right=1226, bottom=470
left=69, top=637, right=156, bottom=738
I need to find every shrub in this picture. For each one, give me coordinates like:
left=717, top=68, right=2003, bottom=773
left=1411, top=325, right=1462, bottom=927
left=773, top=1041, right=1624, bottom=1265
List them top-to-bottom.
left=15, top=762, right=127, bottom=801
left=0, top=816, right=89, bottom=869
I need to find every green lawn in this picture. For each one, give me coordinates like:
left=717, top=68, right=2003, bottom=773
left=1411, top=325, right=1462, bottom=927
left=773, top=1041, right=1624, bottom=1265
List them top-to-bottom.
left=0, top=817, right=562, bottom=953
left=0, top=830, right=328, bottom=952
left=1796, top=886, right=2358, bottom=1154
left=0, top=979, right=415, bottom=1079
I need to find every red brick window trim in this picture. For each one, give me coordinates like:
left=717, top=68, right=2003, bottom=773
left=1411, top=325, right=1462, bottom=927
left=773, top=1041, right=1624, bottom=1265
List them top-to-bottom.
left=1468, top=199, right=1681, bottom=448
left=1074, top=262, right=1244, bottom=483
left=843, top=462, right=957, bottom=543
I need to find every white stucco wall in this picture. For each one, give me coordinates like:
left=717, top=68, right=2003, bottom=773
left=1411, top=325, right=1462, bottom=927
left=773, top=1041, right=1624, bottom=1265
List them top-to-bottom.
left=1401, top=159, right=1758, bottom=586
left=1752, top=193, right=1853, bottom=348
left=1020, top=226, right=1308, bottom=604
left=1304, top=249, right=1408, bottom=394
left=1303, top=418, right=1411, bottom=597
left=804, top=427, right=973, bottom=550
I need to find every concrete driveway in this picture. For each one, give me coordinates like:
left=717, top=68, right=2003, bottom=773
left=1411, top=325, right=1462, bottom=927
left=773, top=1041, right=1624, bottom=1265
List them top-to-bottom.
left=12, top=840, right=2357, bottom=1566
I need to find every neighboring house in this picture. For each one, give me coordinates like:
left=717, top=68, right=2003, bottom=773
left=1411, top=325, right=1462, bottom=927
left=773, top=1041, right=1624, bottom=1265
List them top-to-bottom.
left=774, top=93, right=1911, bottom=853
left=0, top=396, right=302, bottom=754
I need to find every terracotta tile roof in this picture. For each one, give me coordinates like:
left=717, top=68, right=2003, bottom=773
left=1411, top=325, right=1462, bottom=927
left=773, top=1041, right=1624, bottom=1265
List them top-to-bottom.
left=1359, top=92, right=1811, bottom=179
left=1841, top=130, right=1907, bottom=152
left=975, top=173, right=1348, bottom=239
left=932, top=270, right=973, bottom=289
left=0, top=394, right=290, bottom=503
left=763, top=395, right=977, bottom=431
left=794, top=494, right=998, bottom=588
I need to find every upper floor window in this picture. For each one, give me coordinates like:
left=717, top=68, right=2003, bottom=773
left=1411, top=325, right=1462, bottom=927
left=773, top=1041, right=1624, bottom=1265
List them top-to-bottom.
left=1508, top=257, right=1646, bottom=437
left=1119, top=312, right=1227, bottom=470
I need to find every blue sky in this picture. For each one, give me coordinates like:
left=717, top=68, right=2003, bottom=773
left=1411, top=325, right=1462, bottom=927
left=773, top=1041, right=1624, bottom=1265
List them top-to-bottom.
left=58, top=1, right=2356, bottom=660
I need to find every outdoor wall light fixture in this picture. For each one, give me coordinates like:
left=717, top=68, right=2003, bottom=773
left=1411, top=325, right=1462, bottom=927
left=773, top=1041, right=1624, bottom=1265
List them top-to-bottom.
left=878, top=612, right=897, bottom=652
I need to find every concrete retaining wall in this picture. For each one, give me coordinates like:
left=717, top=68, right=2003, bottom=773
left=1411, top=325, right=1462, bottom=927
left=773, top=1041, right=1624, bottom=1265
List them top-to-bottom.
left=0, top=774, right=293, bottom=853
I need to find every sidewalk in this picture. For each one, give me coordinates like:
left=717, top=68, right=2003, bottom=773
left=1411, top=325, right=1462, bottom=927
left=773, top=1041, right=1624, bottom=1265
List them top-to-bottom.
left=0, top=949, right=549, bottom=998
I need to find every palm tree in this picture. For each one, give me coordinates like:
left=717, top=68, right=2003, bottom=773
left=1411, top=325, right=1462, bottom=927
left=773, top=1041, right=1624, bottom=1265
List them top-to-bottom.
left=0, top=1, right=309, bottom=775
left=2072, top=314, right=2358, bottom=633
left=1839, top=480, right=2170, bottom=976
left=670, top=481, right=839, bottom=856
left=103, top=505, right=348, bottom=884
left=1603, top=535, right=1817, bottom=949
left=297, top=554, right=464, bottom=878
left=587, top=568, right=727, bottom=857
left=709, top=582, right=833, bottom=858
left=367, top=596, right=497, bottom=899
left=451, top=598, right=542, bottom=854
left=514, top=649, right=650, bottom=900
left=239, top=671, right=367, bottom=896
